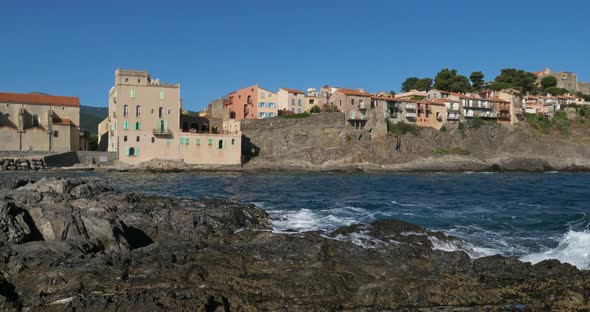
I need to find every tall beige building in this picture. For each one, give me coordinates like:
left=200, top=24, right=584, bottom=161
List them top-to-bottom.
left=103, top=69, right=241, bottom=165
left=0, top=92, right=80, bottom=152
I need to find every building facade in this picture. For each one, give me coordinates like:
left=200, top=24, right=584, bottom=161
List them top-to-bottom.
left=105, top=69, right=241, bottom=165
left=224, top=85, right=278, bottom=120
left=277, top=88, right=306, bottom=113
left=0, top=92, right=80, bottom=152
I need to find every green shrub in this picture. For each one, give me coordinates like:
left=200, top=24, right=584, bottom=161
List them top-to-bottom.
left=309, top=105, right=321, bottom=113
left=578, top=105, right=589, bottom=117
left=281, top=112, right=310, bottom=119
left=524, top=112, right=570, bottom=135
left=387, top=120, right=418, bottom=135
left=440, top=125, right=447, bottom=132
left=433, top=147, right=471, bottom=156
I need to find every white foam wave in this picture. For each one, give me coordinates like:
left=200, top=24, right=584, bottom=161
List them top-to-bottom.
left=391, top=201, right=418, bottom=207
left=520, top=230, right=590, bottom=270
left=428, top=236, right=493, bottom=258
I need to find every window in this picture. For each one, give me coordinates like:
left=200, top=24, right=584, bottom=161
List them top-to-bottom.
left=125, top=78, right=128, bottom=82
left=138, top=79, right=141, bottom=83
left=130, top=89, right=136, bottom=98
left=160, top=91, right=164, bottom=100
left=260, top=92, right=266, bottom=98
left=291, top=99, right=295, bottom=105
left=298, top=99, right=302, bottom=106
left=310, top=99, right=315, bottom=104
left=351, top=99, right=355, bottom=105
left=258, top=102, right=264, bottom=107
left=266, top=102, right=271, bottom=108
left=123, top=105, right=128, bottom=117
left=136, top=105, right=141, bottom=117
left=159, top=107, right=163, bottom=118
left=298, top=108, right=301, bottom=113
left=151, top=109, right=154, bottom=114
left=168, top=109, right=171, bottom=115
left=258, top=112, right=264, bottom=118
left=32, top=115, right=39, bottom=127
left=123, top=121, right=129, bottom=130
left=135, top=122, right=141, bottom=130
left=123, top=135, right=128, bottom=142
left=136, top=136, right=140, bottom=142
left=151, top=137, right=155, bottom=143
left=180, top=137, right=184, bottom=144
left=196, top=138, right=200, bottom=145
left=208, top=138, right=212, bottom=145
left=166, top=139, right=171, bottom=144
left=231, top=139, right=235, bottom=145
left=218, top=140, right=223, bottom=149
left=126, top=147, right=137, bottom=156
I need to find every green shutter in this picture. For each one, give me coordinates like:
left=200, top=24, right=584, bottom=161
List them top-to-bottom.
left=130, top=89, right=135, bottom=98
left=160, top=91, right=164, bottom=100
left=164, top=120, right=168, bottom=132
left=123, top=121, right=128, bottom=130
left=185, top=138, right=189, bottom=145
left=196, top=138, right=200, bottom=145
left=208, top=138, right=212, bottom=145
left=135, top=147, right=138, bottom=156
left=125, top=148, right=130, bottom=156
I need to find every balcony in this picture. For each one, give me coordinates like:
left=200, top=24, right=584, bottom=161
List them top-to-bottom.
left=405, top=103, right=416, bottom=110
left=358, top=104, right=368, bottom=110
left=405, top=112, right=417, bottom=118
left=447, top=113, right=460, bottom=120
left=153, top=128, right=173, bottom=137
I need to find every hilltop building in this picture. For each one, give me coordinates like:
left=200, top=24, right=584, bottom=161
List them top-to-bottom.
left=100, top=69, right=241, bottom=165
left=224, top=85, right=278, bottom=120
left=277, top=88, right=306, bottom=114
left=0, top=92, right=81, bottom=152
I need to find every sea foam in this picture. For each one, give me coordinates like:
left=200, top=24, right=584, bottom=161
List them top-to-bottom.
left=520, top=230, right=590, bottom=270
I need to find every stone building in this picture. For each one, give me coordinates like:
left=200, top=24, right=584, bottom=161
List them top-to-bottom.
left=534, top=68, right=579, bottom=93
left=101, top=69, right=241, bottom=165
left=224, top=85, right=278, bottom=120
left=323, top=87, right=372, bottom=129
left=277, top=88, right=306, bottom=113
left=0, top=92, right=80, bottom=152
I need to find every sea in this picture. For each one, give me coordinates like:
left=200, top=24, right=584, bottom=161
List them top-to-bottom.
left=1, top=171, right=589, bottom=269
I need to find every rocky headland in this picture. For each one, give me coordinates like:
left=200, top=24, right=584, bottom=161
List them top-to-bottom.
left=239, top=112, right=590, bottom=173
left=0, top=177, right=588, bottom=311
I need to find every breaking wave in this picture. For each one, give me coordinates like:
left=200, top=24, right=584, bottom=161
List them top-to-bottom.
left=521, top=230, right=590, bottom=270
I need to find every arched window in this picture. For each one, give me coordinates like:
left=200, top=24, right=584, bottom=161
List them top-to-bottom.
left=247, top=95, right=252, bottom=104
left=123, top=105, right=129, bottom=117
left=136, top=105, right=141, bottom=117
left=158, top=107, right=163, bottom=118
left=151, top=137, right=155, bottom=143
left=218, top=140, right=223, bottom=149
left=128, top=147, right=135, bottom=156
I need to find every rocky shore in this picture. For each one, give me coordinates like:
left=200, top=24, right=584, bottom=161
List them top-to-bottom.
left=0, top=177, right=588, bottom=311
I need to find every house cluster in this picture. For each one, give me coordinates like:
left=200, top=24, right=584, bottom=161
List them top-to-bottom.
left=2, top=67, right=590, bottom=166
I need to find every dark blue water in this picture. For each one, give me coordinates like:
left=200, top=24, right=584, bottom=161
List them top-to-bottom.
left=1, top=171, right=589, bottom=268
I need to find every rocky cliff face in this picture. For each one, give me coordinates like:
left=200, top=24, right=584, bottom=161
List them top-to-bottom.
left=242, top=113, right=590, bottom=171
left=0, top=178, right=588, bottom=311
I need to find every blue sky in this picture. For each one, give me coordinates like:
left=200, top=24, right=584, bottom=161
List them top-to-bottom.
left=1, top=0, right=588, bottom=111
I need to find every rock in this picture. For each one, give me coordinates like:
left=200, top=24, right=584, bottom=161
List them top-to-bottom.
left=0, top=178, right=589, bottom=311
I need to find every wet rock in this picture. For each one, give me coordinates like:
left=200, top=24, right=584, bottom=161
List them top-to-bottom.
left=0, top=178, right=588, bottom=311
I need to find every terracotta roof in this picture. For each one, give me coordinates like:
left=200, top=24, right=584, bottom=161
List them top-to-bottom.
left=280, top=88, right=304, bottom=94
left=336, top=88, right=371, bottom=96
left=0, top=92, right=79, bottom=107
left=457, top=94, right=509, bottom=103
left=371, top=96, right=402, bottom=101
left=53, top=119, right=73, bottom=126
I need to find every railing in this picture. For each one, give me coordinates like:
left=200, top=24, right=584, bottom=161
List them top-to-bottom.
left=405, top=103, right=416, bottom=110
left=153, top=128, right=173, bottom=136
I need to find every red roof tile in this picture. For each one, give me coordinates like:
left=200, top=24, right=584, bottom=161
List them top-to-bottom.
left=280, top=88, right=304, bottom=94
left=337, top=88, right=370, bottom=96
left=0, top=92, right=79, bottom=107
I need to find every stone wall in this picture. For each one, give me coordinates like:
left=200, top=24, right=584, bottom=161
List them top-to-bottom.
left=578, top=82, right=590, bottom=95
left=240, top=113, right=345, bottom=130
left=76, top=151, right=118, bottom=166
left=0, top=158, right=46, bottom=171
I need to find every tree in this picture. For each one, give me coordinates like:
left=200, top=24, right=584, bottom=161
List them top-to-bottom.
left=433, top=68, right=471, bottom=93
left=494, top=68, right=537, bottom=93
left=470, top=71, right=485, bottom=91
left=541, top=76, right=558, bottom=90
left=401, top=77, right=420, bottom=92
left=401, top=77, right=432, bottom=92
left=413, top=78, right=433, bottom=91
left=545, top=87, right=567, bottom=96
left=309, top=105, right=321, bottom=113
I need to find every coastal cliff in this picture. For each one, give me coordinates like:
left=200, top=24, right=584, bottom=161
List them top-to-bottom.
left=241, top=112, right=590, bottom=172
left=0, top=178, right=588, bottom=311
